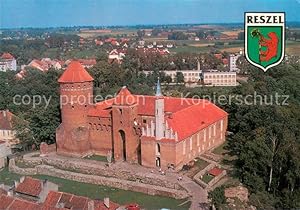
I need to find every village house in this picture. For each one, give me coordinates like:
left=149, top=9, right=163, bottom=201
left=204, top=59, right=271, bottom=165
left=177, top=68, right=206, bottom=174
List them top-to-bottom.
left=108, top=49, right=127, bottom=64
left=0, top=53, right=17, bottom=71
left=28, top=58, right=63, bottom=72
left=55, top=61, right=228, bottom=170
left=0, top=110, right=19, bottom=146
left=0, top=140, right=11, bottom=168
left=0, top=176, right=131, bottom=210
left=14, top=176, right=58, bottom=202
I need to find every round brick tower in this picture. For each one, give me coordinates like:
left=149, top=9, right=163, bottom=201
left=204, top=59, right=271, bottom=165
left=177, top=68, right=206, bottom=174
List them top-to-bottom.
left=56, top=61, right=94, bottom=156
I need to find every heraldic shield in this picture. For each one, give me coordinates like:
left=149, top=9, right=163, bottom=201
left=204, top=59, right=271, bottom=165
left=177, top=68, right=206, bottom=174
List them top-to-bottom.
left=245, top=12, right=285, bottom=72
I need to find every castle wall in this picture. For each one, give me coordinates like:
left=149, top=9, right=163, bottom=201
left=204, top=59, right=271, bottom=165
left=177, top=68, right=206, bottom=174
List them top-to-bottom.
left=112, top=104, right=140, bottom=163
left=88, top=116, right=113, bottom=156
left=141, top=117, right=227, bottom=170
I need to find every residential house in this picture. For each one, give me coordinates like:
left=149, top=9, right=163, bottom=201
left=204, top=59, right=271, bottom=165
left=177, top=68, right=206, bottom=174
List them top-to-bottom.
left=108, top=49, right=127, bottom=64
left=0, top=53, right=17, bottom=71
left=0, top=110, right=18, bottom=146
left=0, top=140, right=12, bottom=168
left=14, top=176, right=58, bottom=202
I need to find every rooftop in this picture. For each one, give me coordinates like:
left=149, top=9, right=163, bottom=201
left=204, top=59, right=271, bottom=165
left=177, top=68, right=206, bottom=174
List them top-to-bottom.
left=1, top=53, right=15, bottom=60
left=58, top=61, right=94, bottom=83
left=89, top=87, right=228, bottom=141
left=15, top=177, right=42, bottom=197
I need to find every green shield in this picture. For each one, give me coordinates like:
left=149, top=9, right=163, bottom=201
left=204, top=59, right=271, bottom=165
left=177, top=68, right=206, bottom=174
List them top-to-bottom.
left=245, top=13, right=285, bottom=72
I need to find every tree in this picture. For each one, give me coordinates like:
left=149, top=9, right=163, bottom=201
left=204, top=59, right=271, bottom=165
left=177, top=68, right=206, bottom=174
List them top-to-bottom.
left=175, top=72, right=184, bottom=84
left=208, top=186, right=226, bottom=208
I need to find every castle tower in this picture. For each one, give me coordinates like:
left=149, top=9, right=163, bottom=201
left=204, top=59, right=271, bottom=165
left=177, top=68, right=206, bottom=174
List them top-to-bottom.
left=56, top=61, right=94, bottom=156
left=155, top=78, right=164, bottom=140
left=112, top=87, right=140, bottom=163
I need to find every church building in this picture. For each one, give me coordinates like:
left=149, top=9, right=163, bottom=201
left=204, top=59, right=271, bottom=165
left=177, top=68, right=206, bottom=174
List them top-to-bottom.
left=56, top=61, right=228, bottom=170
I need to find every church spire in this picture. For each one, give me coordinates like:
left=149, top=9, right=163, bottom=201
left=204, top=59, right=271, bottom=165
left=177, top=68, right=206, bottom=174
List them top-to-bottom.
left=156, top=77, right=162, bottom=96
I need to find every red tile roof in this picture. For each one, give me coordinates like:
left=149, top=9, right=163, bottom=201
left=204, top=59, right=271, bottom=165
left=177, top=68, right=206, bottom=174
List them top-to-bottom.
left=1, top=53, right=15, bottom=60
left=58, top=61, right=94, bottom=83
left=114, top=87, right=137, bottom=106
left=90, top=88, right=227, bottom=141
left=166, top=101, right=227, bottom=140
left=0, top=110, right=14, bottom=130
left=208, top=167, right=223, bottom=176
left=15, top=177, right=42, bottom=197
left=44, top=191, right=120, bottom=210
left=0, top=195, right=41, bottom=210
left=0, top=195, right=14, bottom=209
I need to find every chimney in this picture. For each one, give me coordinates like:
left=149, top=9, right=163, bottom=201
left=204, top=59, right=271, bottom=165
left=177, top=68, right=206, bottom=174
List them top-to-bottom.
left=3, top=110, right=6, bottom=118
left=20, top=176, right=25, bottom=183
left=14, top=180, right=19, bottom=188
left=7, top=189, right=13, bottom=197
left=104, top=197, right=110, bottom=209
left=88, top=200, right=95, bottom=210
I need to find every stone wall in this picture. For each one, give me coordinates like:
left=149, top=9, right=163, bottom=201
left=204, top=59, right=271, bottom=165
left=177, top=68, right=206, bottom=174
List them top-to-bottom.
left=23, top=154, right=181, bottom=190
left=8, top=159, right=188, bottom=199
left=9, top=159, right=38, bottom=175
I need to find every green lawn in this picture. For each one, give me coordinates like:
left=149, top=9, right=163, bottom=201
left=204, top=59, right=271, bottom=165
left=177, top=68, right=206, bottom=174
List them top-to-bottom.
left=84, top=155, right=108, bottom=162
left=195, top=158, right=210, bottom=170
left=0, top=168, right=190, bottom=209
left=202, top=174, right=214, bottom=184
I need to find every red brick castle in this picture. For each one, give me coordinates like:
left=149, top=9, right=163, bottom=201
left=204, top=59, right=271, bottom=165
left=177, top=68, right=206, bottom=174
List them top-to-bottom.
left=56, top=61, right=228, bottom=170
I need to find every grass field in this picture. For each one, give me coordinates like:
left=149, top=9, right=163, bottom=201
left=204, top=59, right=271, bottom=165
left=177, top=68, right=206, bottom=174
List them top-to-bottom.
left=78, top=29, right=137, bottom=38
left=0, top=168, right=190, bottom=209
left=202, top=174, right=214, bottom=184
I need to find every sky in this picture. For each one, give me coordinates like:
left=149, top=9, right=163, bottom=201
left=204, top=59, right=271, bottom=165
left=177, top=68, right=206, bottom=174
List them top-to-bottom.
left=1, top=0, right=300, bottom=28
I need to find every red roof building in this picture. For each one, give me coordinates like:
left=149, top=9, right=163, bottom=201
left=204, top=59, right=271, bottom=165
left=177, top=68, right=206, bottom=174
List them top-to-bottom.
left=0, top=53, right=17, bottom=71
left=1, top=53, right=15, bottom=60
left=55, top=62, right=228, bottom=170
left=208, top=167, right=224, bottom=177
left=15, top=177, right=43, bottom=197
left=44, top=191, right=120, bottom=210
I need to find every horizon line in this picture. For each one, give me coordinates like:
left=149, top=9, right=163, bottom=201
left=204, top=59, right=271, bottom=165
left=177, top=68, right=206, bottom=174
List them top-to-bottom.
left=1, top=21, right=300, bottom=30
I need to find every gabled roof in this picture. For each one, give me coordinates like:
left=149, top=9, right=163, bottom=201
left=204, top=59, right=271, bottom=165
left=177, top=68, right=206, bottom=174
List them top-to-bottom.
left=1, top=53, right=15, bottom=60
left=58, top=61, right=94, bottom=83
left=114, top=87, right=137, bottom=106
left=15, top=177, right=42, bottom=197
left=0, top=195, right=41, bottom=210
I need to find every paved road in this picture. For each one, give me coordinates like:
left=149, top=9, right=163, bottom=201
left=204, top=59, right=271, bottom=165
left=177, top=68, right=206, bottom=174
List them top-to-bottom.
left=180, top=176, right=209, bottom=210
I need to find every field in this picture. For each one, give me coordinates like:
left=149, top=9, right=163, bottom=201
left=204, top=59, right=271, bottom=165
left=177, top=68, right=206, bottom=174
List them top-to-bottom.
left=78, top=29, right=137, bottom=38
left=0, top=168, right=190, bottom=209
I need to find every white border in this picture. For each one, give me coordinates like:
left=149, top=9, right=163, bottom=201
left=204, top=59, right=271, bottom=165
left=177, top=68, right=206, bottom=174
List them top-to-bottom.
left=245, top=12, right=285, bottom=72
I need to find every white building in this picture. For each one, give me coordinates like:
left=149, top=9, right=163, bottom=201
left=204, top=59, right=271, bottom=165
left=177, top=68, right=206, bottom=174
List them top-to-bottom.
left=108, top=49, right=126, bottom=63
left=229, top=50, right=243, bottom=72
left=0, top=53, right=17, bottom=71
left=144, top=61, right=201, bottom=83
left=203, top=71, right=237, bottom=86
left=0, top=140, right=12, bottom=168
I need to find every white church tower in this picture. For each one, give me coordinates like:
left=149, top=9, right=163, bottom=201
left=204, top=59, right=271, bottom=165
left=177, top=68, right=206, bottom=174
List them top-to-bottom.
left=155, top=78, right=164, bottom=140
